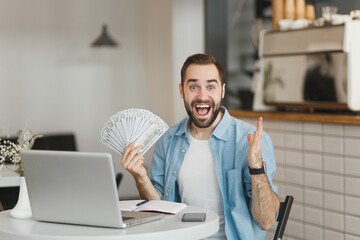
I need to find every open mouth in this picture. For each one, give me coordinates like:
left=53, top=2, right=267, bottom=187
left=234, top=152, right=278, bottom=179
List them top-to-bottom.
left=195, top=104, right=211, bottom=117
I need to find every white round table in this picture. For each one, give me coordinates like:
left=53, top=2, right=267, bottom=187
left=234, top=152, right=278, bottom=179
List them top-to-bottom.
left=0, top=206, right=219, bottom=240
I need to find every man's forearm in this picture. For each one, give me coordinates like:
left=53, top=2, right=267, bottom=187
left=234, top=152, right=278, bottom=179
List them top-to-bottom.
left=251, top=174, right=280, bottom=230
left=135, top=176, right=161, bottom=200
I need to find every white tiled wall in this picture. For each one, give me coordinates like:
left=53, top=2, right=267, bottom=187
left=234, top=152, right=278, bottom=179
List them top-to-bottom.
left=241, top=118, right=360, bottom=240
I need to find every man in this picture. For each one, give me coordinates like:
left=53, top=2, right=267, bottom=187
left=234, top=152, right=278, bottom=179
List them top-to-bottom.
left=121, top=53, right=279, bottom=239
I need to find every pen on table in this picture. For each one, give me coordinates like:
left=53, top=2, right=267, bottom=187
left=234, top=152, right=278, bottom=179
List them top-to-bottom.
left=136, top=200, right=149, bottom=206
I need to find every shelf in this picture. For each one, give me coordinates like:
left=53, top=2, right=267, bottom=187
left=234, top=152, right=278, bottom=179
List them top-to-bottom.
left=228, top=110, right=360, bottom=125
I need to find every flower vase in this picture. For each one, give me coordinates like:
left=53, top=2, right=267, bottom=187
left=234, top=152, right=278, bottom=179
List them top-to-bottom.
left=10, top=176, right=32, bottom=218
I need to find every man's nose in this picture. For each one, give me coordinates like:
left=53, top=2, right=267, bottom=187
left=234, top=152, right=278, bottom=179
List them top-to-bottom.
left=198, top=87, right=208, bottom=100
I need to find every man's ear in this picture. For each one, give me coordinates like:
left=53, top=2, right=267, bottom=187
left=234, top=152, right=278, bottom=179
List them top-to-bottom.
left=179, top=83, right=184, bottom=99
left=222, top=83, right=226, bottom=99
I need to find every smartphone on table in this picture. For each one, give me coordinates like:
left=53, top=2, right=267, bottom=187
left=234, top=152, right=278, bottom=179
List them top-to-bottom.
left=182, top=213, right=206, bottom=222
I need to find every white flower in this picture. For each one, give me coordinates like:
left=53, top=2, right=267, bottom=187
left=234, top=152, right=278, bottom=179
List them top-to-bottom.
left=0, top=126, right=42, bottom=177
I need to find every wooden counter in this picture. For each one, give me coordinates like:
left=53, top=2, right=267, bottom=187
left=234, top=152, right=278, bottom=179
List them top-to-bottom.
left=228, top=110, right=360, bottom=125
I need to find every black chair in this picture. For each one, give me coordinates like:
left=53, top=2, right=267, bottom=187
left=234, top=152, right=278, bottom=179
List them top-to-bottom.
left=0, top=133, right=77, bottom=210
left=31, top=133, right=77, bottom=151
left=116, top=173, right=123, bottom=189
left=273, top=195, right=294, bottom=240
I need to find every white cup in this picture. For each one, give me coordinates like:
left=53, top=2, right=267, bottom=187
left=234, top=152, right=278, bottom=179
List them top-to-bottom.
left=322, top=6, right=338, bottom=22
left=279, top=19, right=293, bottom=31
left=290, top=19, right=309, bottom=29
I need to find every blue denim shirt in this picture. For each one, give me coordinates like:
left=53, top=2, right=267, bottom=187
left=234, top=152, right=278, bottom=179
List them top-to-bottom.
left=149, top=107, right=277, bottom=239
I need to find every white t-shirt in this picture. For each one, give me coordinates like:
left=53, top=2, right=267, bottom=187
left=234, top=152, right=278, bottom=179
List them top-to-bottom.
left=178, top=133, right=226, bottom=239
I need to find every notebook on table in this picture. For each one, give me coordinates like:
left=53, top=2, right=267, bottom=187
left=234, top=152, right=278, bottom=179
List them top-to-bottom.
left=20, top=150, right=164, bottom=228
left=119, top=200, right=187, bottom=214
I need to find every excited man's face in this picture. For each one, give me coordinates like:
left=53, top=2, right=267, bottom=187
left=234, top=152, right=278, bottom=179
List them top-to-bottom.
left=179, top=63, right=225, bottom=129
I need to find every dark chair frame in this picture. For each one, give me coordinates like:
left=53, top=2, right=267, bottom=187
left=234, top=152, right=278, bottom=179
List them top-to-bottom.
left=116, top=173, right=123, bottom=189
left=273, top=195, right=294, bottom=240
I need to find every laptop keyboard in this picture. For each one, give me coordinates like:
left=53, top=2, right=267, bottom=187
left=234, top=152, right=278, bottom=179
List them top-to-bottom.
left=122, top=216, right=134, bottom=221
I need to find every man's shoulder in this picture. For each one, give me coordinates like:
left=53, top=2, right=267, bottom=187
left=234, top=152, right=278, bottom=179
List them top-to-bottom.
left=230, top=116, right=271, bottom=139
left=230, top=116, right=256, bottom=133
left=154, top=118, right=188, bottom=154
left=157, top=118, right=188, bottom=142
left=167, top=118, right=188, bottom=135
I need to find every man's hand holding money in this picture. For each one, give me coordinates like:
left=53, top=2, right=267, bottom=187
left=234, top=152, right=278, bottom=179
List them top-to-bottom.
left=120, top=142, right=161, bottom=200
left=121, top=142, right=147, bottom=179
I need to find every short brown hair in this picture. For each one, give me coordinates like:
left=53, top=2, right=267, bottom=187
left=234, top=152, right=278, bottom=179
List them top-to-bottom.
left=180, top=53, right=225, bottom=86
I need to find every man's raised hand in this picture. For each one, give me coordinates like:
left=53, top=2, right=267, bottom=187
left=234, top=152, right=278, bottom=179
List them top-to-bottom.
left=247, top=117, right=263, bottom=169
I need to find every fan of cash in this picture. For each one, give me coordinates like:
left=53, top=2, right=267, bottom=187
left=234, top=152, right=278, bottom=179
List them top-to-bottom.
left=100, top=109, right=169, bottom=156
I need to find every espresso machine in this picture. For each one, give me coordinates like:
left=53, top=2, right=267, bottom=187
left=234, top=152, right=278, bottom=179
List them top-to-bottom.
left=253, top=21, right=360, bottom=112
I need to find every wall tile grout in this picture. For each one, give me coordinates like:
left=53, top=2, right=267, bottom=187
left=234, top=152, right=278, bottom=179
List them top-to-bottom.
left=266, top=119, right=360, bottom=240
left=301, top=122, right=306, bottom=240
left=321, top=122, right=325, bottom=240
left=342, top=123, right=345, bottom=239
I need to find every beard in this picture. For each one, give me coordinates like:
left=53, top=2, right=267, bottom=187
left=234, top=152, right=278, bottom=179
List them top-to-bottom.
left=184, top=98, right=222, bottom=128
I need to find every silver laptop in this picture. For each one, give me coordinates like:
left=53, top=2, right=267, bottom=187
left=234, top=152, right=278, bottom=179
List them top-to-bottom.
left=21, top=150, right=163, bottom=228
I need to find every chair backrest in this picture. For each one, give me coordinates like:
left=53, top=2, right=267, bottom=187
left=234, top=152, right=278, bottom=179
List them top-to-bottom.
left=32, top=133, right=77, bottom=151
left=116, top=172, right=123, bottom=189
left=273, top=195, right=294, bottom=240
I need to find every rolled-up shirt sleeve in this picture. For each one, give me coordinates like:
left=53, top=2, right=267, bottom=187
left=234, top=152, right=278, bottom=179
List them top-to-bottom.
left=243, top=131, right=278, bottom=222
left=260, top=132, right=278, bottom=194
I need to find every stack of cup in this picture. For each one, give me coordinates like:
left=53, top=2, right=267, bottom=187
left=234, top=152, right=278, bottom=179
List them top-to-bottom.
left=272, top=0, right=316, bottom=31
left=272, top=0, right=283, bottom=30
left=284, top=0, right=295, bottom=20
left=295, top=0, right=305, bottom=19
left=306, top=4, right=315, bottom=22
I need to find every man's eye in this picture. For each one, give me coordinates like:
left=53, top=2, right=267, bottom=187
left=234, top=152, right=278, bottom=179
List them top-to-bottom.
left=190, top=86, right=197, bottom=90
left=208, top=86, right=215, bottom=90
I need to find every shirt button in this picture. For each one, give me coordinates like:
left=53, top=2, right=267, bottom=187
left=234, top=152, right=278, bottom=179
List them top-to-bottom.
left=182, top=149, right=185, bottom=153
left=173, top=171, right=177, bottom=175
left=166, top=193, right=169, bottom=197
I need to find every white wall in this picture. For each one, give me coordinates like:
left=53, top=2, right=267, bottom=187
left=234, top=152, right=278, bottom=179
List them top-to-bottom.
left=0, top=0, right=204, bottom=198
left=0, top=0, right=148, bottom=148
left=172, top=0, right=205, bottom=123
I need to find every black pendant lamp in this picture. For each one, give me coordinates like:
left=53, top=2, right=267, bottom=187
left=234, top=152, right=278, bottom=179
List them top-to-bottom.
left=92, top=24, right=118, bottom=47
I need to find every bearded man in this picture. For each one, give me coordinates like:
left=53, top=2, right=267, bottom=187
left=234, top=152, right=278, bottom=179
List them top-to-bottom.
left=121, top=53, right=279, bottom=239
